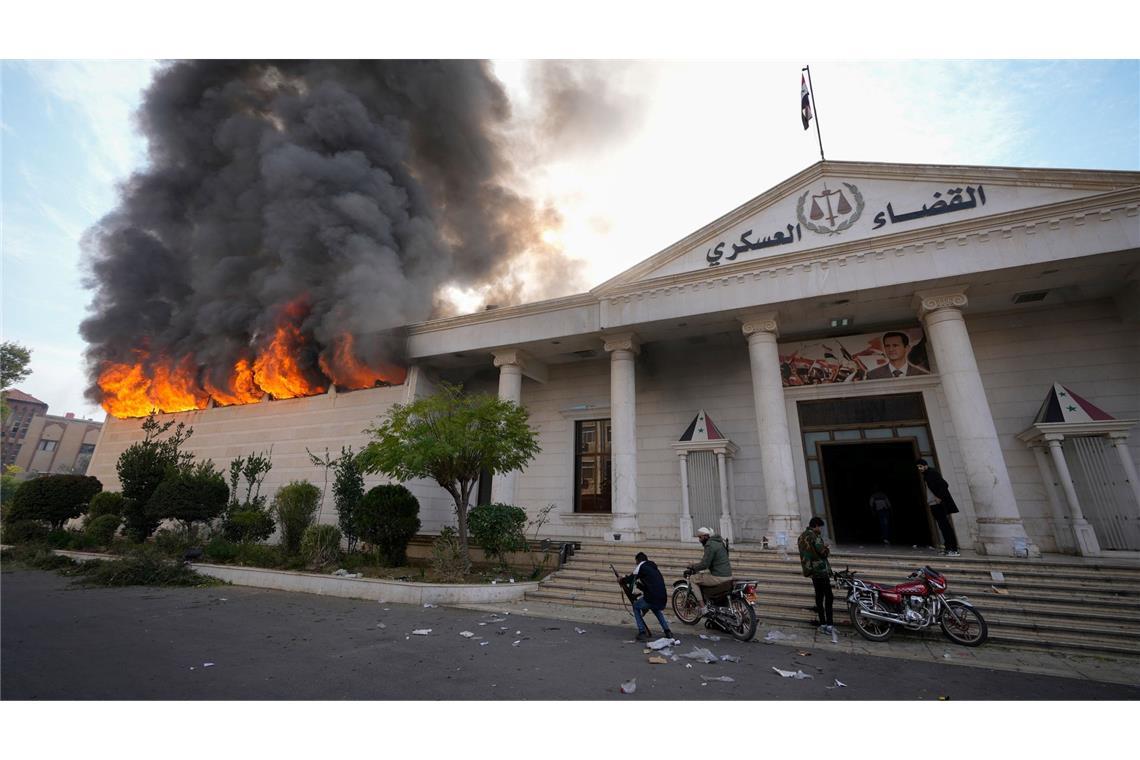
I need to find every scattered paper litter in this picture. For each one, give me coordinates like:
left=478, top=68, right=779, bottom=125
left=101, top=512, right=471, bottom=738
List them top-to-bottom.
left=990, top=570, right=1006, bottom=583
left=992, top=586, right=1009, bottom=594
left=218, top=598, right=227, bottom=602
left=423, top=603, right=438, bottom=608
left=376, top=623, right=386, bottom=629
left=574, top=627, right=587, bottom=635
left=830, top=628, right=839, bottom=644
left=411, top=629, right=432, bottom=636
left=514, top=630, right=521, bottom=635
left=764, top=630, right=796, bottom=642
left=459, top=631, right=476, bottom=638
left=699, top=634, right=721, bottom=641
left=647, top=638, right=674, bottom=650
left=512, top=640, right=522, bottom=646
left=479, top=641, right=489, bottom=647
left=679, top=647, right=719, bottom=664
left=659, top=648, right=674, bottom=657
left=796, top=650, right=811, bottom=657
left=719, top=654, right=741, bottom=663
left=648, top=656, right=668, bottom=665
left=203, top=662, right=215, bottom=668
left=685, top=663, right=692, bottom=669
left=772, top=666, right=813, bottom=680
left=701, top=675, right=735, bottom=683
left=620, top=678, right=637, bottom=694
left=831, top=679, right=847, bottom=688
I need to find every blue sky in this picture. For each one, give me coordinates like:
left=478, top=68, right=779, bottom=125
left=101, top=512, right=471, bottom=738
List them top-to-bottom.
left=2, top=59, right=1138, bottom=422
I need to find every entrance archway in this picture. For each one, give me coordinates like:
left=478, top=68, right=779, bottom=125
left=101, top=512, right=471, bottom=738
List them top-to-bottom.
left=819, top=440, right=934, bottom=546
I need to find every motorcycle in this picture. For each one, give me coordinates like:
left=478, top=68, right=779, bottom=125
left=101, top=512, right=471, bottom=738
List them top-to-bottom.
left=833, top=565, right=988, bottom=646
left=671, top=571, right=760, bottom=642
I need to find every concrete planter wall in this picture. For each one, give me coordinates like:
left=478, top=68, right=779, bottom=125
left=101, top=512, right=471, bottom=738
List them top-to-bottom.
left=50, top=549, right=537, bottom=605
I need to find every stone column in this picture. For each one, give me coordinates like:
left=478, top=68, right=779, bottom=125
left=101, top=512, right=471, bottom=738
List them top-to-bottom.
left=916, top=288, right=1039, bottom=557
left=740, top=312, right=801, bottom=541
left=604, top=332, right=641, bottom=541
left=490, top=350, right=525, bottom=506
left=1108, top=432, right=1140, bottom=510
left=1045, top=435, right=1101, bottom=556
left=1029, top=443, right=1074, bottom=553
left=716, top=451, right=734, bottom=541
left=678, top=453, right=694, bottom=540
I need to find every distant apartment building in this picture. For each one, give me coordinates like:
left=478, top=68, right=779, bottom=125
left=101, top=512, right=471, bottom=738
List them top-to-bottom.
left=2, top=389, right=49, bottom=467
left=13, top=412, right=103, bottom=477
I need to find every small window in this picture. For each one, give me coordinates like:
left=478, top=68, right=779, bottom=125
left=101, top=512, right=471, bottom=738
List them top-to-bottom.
left=574, top=419, right=612, bottom=513
left=38, top=440, right=58, bottom=452
left=79, top=443, right=97, bottom=455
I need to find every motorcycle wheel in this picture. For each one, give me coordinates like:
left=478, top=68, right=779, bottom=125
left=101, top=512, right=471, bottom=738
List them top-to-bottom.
left=672, top=587, right=702, bottom=625
left=728, top=598, right=758, bottom=642
left=939, top=600, right=988, bottom=646
left=847, top=601, right=894, bottom=642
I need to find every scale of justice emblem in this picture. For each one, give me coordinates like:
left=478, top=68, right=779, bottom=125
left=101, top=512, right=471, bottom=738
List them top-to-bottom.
left=796, top=181, right=865, bottom=236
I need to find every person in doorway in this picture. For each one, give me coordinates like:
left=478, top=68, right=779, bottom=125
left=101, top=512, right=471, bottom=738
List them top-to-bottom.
left=867, top=331, right=930, bottom=379
left=917, top=459, right=960, bottom=556
left=868, top=487, right=892, bottom=545
left=798, top=517, right=834, bottom=634
left=686, top=527, right=733, bottom=611
left=622, top=552, right=673, bottom=642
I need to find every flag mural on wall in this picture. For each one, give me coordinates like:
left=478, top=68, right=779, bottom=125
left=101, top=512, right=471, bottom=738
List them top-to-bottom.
left=801, top=74, right=813, bottom=130
left=778, top=328, right=931, bottom=387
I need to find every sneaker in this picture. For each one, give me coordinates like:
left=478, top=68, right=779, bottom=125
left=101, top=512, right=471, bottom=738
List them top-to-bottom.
left=945, top=550, right=961, bottom=557
left=818, top=624, right=830, bottom=634
left=663, top=630, right=674, bottom=640
left=635, top=631, right=651, bottom=641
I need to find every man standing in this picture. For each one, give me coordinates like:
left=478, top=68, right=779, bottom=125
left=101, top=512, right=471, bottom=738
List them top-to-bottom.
left=866, top=331, right=930, bottom=379
left=917, top=458, right=960, bottom=556
left=868, top=487, right=892, bottom=545
left=798, top=516, right=834, bottom=634
left=686, top=527, right=732, bottom=611
left=623, top=551, right=673, bottom=642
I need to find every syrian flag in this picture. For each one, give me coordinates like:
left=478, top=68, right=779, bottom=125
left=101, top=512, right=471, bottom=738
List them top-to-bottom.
left=801, top=74, right=813, bottom=130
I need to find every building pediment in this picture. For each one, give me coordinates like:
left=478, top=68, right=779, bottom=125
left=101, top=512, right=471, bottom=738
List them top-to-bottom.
left=596, top=161, right=1140, bottom=291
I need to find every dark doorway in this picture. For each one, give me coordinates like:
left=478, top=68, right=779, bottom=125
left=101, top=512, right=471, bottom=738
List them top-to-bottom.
left=820, top=441, right=933, bottom=546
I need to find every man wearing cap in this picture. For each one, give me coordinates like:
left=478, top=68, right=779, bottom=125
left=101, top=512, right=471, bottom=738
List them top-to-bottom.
left=686, top=527, right=733, bottom=611
left=622, top=551, right=673, bottom=642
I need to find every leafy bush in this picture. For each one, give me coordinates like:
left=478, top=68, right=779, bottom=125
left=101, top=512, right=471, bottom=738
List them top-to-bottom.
left=117, top=414, right=193, bottom=541
left=333, top=447, right=364, bottom=553
left=146, top=462, right=229, bottom=532
left=1, top=465, right=23, bottom=522
left=8, top=474, right=103, bottom=530
left=272, top=481, right=321, bottom=554
left=355, top=484, right=421, bottom=566
left=85, top=491, right=125, bottom=526
left=467, top=503, right=528, bottom=567
left=222, top=508, right=276, bottom=543
left=85, top=514, right=121, bottom=545
left=1, top=519, right=50, bottom=544
left=301, top=524, right=342, bottom=568
left=431, top=526, right=467, bottom=582
left=154, top=528, right=196, bottom=557
left=204, top=537, right=239, bottom=563
left=235, top=542, right=285, bottom=568
left=1, top=544, right=77, bottom=570
left=68, top=545, right=217, bottom=587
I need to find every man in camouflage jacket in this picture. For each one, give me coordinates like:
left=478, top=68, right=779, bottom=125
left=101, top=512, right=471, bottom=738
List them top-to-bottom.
left=798, top=516, right=835, bottom=633
left=687, top=526, right=733, bottom=608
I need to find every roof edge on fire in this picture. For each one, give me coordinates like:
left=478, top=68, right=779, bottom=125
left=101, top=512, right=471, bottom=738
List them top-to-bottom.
left=591, top=159, right=1140, bottom=294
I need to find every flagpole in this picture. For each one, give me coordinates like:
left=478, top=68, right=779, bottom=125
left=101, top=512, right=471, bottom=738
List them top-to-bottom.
left=803, top=65, right=825, bottom=161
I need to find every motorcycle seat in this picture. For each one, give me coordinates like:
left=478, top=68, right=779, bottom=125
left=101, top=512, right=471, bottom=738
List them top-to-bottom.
left=698, top=578, right=735, bottom=598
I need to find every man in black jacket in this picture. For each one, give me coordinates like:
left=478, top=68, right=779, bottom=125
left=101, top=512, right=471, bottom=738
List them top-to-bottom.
left=917, top=459, right=961, bottom=556
left=623, top=552, right=673, bottom=642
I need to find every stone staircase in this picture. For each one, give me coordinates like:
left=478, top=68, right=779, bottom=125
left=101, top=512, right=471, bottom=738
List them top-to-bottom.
left=528, top=540, right=1140, bottom=658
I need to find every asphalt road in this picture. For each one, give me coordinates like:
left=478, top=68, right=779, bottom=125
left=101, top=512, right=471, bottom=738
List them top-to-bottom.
left=3, top=569, right=1137, bottom=700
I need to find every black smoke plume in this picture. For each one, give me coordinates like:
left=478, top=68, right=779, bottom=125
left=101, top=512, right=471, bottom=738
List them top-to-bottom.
left=80, top=60, right=583, bottom=404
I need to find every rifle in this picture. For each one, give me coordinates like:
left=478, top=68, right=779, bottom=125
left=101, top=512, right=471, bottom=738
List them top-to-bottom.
left=610, top=563, right=640, bottom=609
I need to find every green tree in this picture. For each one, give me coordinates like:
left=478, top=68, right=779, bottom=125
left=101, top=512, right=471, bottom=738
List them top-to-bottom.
left=1, top=341, right=33, bottom=422
left=356, top=382, right=540, bottom=570
left=116, top=413, right=194, bottom=541
left=332, top=446, right=365, bottom=552
left=147, top=461, right=229, bottom=534
left=1, top=465, right=24, bottom=522
left=7, top=474, right=103, bottom=530
left=272, top=481, right=321, bottom=554
left=354, top=484, right=421, bottom=566
left=467, top=502, right=528, bottom=569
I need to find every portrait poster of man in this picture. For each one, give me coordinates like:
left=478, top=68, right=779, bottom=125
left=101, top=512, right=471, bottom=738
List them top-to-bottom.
left=778, top=328, right=930, bottom=387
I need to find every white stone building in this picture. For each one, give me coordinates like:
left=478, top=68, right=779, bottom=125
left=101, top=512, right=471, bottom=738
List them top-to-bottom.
left=86, top=160, right=1140, bottom=558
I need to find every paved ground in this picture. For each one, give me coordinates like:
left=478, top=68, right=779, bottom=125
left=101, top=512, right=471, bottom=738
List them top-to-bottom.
left=3, top=569, right=1138, bottom=700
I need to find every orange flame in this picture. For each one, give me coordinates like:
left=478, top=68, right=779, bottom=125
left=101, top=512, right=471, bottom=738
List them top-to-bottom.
left=252, top=319, right=326, bottom=400
left=319, top=334, right=408, bottom=389
left=150, top=357, right=209, bottom=413
left=203, top=358, right=263, bottom=407
left=98, top=361, right=156, bottom=419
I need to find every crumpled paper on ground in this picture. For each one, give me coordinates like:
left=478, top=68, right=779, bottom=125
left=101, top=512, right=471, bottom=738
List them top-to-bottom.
left=411, top=629, right=432, bottom=636
left=764, top=630, right=796, bottom=642
left=647, top=638, right=675, bottom=650
left=679, top=647, right=719, bottom=664
left=772, top=666, right=813, bottom=679
left=701, top=675, right=735, bottom=683
left=621, top=678, right=637, bottom=694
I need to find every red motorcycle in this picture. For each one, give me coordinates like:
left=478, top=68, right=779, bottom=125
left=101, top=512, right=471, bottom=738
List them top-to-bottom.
left=833, top=566, right=988, bottom=646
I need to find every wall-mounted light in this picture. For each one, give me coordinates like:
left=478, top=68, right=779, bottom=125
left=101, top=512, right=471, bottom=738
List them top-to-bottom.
left=829, top=317, right=853, bottom=328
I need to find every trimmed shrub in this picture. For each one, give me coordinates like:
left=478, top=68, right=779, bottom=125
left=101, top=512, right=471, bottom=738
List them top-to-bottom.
left=146, top=463, right=229, bottom=532
left=8, top=475, right=103, bottom=530
left=272, top=481, right=321, bottom=555
left=355, top=484, right=421, bottom=566
left=85, top=491, right=125, bottom=526
left=467, top=503, right=528, bottom=567
left=222, top=508, right=276, bottom=544
left=85, top=514, right=121, bottom=546
left=1, top=519, right=50, bottom=544
left=301, top=524, right=342, bottom=568
left=431, top=526, right=467, bottom=582
left=154, top=528, right=195, bottom=557
left=204, top=537, right=239, bottom=563
left=235, top=542, right=284, bottom=568
left=68, top=545, right=216, bottom=587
